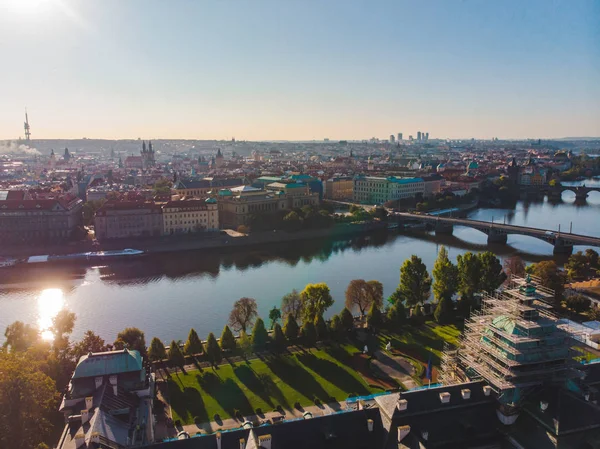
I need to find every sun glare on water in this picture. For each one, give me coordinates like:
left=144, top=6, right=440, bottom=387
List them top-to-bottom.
left=38, top=288, right=65, bottom=342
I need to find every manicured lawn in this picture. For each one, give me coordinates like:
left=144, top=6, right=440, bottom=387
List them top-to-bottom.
left=377, top=321, right=463, bottom=365
left=167, top=345, right=379, bottom=425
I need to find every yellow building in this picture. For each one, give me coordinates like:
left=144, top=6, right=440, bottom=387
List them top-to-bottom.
left=325, top=176, right=354, bottom=200
left=162, top=198, right=219, bottom=234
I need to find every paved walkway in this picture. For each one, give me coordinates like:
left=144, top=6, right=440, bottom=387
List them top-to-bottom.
left=371, top=350, right=418, bottom=390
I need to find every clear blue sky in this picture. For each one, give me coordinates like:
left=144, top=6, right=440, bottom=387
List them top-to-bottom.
left=0, top=0, right=598, bottom=140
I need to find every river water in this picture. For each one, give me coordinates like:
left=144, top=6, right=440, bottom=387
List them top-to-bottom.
left=1, top=182, right=599, bottom=345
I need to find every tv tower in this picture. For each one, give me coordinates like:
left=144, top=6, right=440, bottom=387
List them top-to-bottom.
left=24, top=110, right=31, bottom=141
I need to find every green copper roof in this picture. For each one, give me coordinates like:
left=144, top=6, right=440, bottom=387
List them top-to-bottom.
left=491, top=315, right=518, bottom=335
left=72, top=349, right=143, bottom=379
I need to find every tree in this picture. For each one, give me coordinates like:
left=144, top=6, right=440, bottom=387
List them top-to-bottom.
left=153, top=178, right=172, bottom=195
left=283, top=211, right=303, bottom=231
left=432, top=246, right=459, bottom=302
left=585, top=249, right=599, bottom=268
left=566, top=251, right=588, bottom=280
left=457, top=252, right=482, bottom=301
left=479, top=252, right=506, bottom=293
left=398, top=255, right=432, bottom=307
left=503, top=255, right=525, bottom=278
left=530, top=260, right=566, bottom=306
left=345, top=279, right=384, bottom=316
left=300, top=283, right=334, bottom=322
left=281, top=289, right=304, bottom=322
left=565, top=294, right=591, bottom=314
left=228, top=297, right=258, bottom=333
left=434, top=298, right=454, bottom=324
left=386, top=301, right=406, bottom=329
left=366, top=302, right=383, bottom=330
left=268, top=307, right=282, bottom=330
left=340, top=307, right=355, bottom=331
left=52, top=310, right=75, bottom=339
left=283, top=313, right=299, bottom=341
left=314, top=314, right=328, bottom=341
left=329, top=315, right=345, bottom=342
left=252, top=318, right=269, bottom=350
left=3, top=321, right=38, bottom=352
left=301, top=321, right=317, bottom=347
left=271, top=324, right=287, bottom=354
left=220, top=325, right=236, bottom=352
left=114, top=327, right=146, bottom=358
left=184, top=329, right=203, bottom=356
left=72, top=330, right=108, bottom=360
left=239, top=331, right=253, bottom=359
left=204, top=333, right=222, bottom=367
left=148, top=337, right=167, bottom=362
left=168, top=340, right=185, bottom=370
left=0, top=352, right=57, bottom=449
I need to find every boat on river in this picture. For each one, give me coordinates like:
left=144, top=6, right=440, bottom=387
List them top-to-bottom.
left=19, top=248, right=146, bottom=267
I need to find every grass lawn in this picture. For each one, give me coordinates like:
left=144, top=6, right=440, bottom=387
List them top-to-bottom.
left=377, top=321, right=463, bottom=365
left=167, top=344, right=379, bottom=425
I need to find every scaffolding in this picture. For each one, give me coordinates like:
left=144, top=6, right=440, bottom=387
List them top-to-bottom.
left=439, top=275, right=584, bottom=395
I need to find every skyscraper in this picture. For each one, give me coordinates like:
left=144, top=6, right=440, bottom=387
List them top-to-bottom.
left=417, top=131, right=422, bottom=141
left=425, top=132, right=429, bottom=141
left=398, top=133, right=403, bottom=141
left=389, top=134, right=395, bottom=144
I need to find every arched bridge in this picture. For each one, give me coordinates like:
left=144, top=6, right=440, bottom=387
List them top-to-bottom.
left=547, top=185, right=600, bottom=200
left=394, top=212, right=600, bottom=254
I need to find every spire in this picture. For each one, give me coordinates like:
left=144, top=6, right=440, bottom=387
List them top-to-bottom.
left=142, top=141, right=146, bottom=153
left=148, top=141, right=153, bottom=153
left=217, top=148, right=222, bottom=157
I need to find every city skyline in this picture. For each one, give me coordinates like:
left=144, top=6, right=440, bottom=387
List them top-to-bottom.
left=1, top=0, right=599, bottom=141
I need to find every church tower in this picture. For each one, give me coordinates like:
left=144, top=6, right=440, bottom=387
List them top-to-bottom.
left=140, top=140, right=156, bottom=169
left=215, top=148, right=224, bottom=168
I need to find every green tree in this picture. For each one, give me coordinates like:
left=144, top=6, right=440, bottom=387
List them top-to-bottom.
left=153, top=178, right=172, bottom=195
left=283, top=210, right=303, bottom=231
left=432, top=246, right=459, bottom=302
left=585, top=249, right=599, bottom=268
left=479, top=251, right=507, bottom=293
left=566, top=251, right=588, bottom=280
left=457, top=252, right=482, bottom=300
left=398, top=255, right=432, bottom=307
left=503, top=255, right=526, bottom=278
left=530, top=260, right=566, bottom=306
left=344, top=279, right=384, bottom=316
left=300, top=283, right=334, bottom=322
left=281, top=289, right=304, bottom=322
left=565, top=294, right=591, bottom=314
left=228, top=297, right=258, bottom=333
left=434, top=298, right=454, bottom=324
left=386, top=301, right=406, bottom=329
left=366, top=302, right=383, bottom=330
left=268, top=307, right=282, bottom=330
left=340, top=307, right=355, bottom=331
left=283, top=314, right=299, bottom=341
left=314, top=314, right=328, bottom=341
left=329, top=315, right=345, bottom=342
left=251, top=318, right=269, bottom=350
left=3, top=321, right=38, bottom=352
left=301, top=321, right=317, bottom=347
left=271, top=323, right=287, bottom=354
left=220, top=325, right=236, bottom=352
left=114, top=327, right=147, bottom=358
left=184, top=328, right=203, bottom=356
left=72, top=330, right=108, bottom=360
left=239, top=331, right=253, bottom=359
left=204, top=333, right=222, bottom=367
left=148, top=337, right=167, bottom=362
left=168, top=340, right=185, bottom=370
left=0, top=352, right=57, bottom=449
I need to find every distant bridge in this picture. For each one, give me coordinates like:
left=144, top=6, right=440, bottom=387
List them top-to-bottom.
left=530, top=185, right=600, bottom=201
left=394, top=212, right=600, bottom=254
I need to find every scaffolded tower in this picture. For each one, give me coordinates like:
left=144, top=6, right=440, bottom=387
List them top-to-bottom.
left=440, top=275, right=581, bottom=400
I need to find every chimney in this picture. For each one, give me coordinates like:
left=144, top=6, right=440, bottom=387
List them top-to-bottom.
left=94, top=377, right=103, bottom=390
left=113, top=385, right=118, bottom=397
left=483, top=385, right=492, bottom=396
left=461, top=389, right=471, bottom=400
left=439, top=392, right=451, bottom=404
left=85, top=396, right=93, bottom=411
left=396, top=399, right=408, bottom=411
left=540, top=401, right=549, bottom=412
left=81, top=409, right=90, bottom=424
left=367, top=419, right=374, bottom=432
left=397, top=425, right=411, bottom=442
left=216, top=431, right=221, bottom=449
left=422, top=431, right=429, bottom=441
left=74, top=432, right=86, bottom=448
left=90, top=432, right=100, bottom=444
left=258, top=434, right=272, bottom=449
left=239, top=438, right=246, bottom=449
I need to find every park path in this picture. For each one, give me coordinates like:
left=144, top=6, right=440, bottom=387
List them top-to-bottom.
left=370, top=350, right=418, bottom=390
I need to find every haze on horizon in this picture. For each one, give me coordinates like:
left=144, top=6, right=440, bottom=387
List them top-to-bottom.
left=0, top=0, right=598, bottom=141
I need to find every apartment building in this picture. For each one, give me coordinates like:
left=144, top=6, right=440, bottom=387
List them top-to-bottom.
left=353, top=176, right=425, bottom=204
left=163, top=198, right=219, bottom=234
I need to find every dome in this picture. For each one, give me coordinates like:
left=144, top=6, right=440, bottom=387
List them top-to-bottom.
left=468, top=161, right=479, bottom=169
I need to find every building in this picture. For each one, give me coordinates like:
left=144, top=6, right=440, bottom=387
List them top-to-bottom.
left=417, top=131, right=422, bottom=141
left=398, top=132, right=403, bottom=141
left=389, top=134, right=395, bottom=144
left=141, top=141, right=156, bottom=169
left=215, top=148, right=224, bottom=168
left=421, top=174, right=443, bottom=198
left=324, top=176, right=354, bottom=200
left=353, top=176, right=425, bottom=205
left=173, top=179, right=212, bottom=198
left=0, top=190, right=83, bottom=245
left=162, top=198, right=218, bottom=234
left=94, top=201, right=163, bottom=241
left=56, top=349, right=155, bottom=449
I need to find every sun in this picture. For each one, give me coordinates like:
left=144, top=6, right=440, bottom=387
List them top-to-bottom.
left=37, top=288, right=65, bottom=342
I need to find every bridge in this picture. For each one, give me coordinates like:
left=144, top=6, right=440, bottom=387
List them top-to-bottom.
left=537, top=185, right=600, bottom=201
left=393, top=212, right=600, bottom=254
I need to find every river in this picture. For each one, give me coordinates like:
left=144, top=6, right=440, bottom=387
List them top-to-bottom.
left=1, top=182, right=599, bottom=345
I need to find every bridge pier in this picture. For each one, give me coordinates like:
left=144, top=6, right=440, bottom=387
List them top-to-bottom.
left=575, top=191, right=589, bottom=201
left=435, top=222, right=453, bottom=235
left=487, top=229, right=507, bottom=245
left=553, top=238, right=573, bottom=255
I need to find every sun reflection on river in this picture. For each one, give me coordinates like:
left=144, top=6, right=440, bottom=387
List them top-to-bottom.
left=37, top=288, right=65, bottom=341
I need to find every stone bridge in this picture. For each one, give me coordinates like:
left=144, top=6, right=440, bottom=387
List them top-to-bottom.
left=545, top=185, right=600, bottom=201
left=394, top=212, right=600, bottom=254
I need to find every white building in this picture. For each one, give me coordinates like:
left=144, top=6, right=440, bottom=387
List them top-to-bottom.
left=353, top=176, right=425, bottom=204
left=162, top=198, right=219, bottom=235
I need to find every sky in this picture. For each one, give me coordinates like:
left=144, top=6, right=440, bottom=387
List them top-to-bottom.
left=0, top=0, right=598, bottom=141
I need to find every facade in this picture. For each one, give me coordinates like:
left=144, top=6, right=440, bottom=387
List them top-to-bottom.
left=140, top=141, right=156, bottom=169
left=421, top=174, right=443, bottom=198
left=324, top=176, right=354, bottom=200
left=353, top=176, right=425, bottom=204
left=173, top=179, right=211, bottom=198
left=0, top=191, right=83, bottom=245
left=163, top=198, right=219, bottom=234
left=95, top=201, right=163, bottom=240
left=57, top=349, right=155, bottom=449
